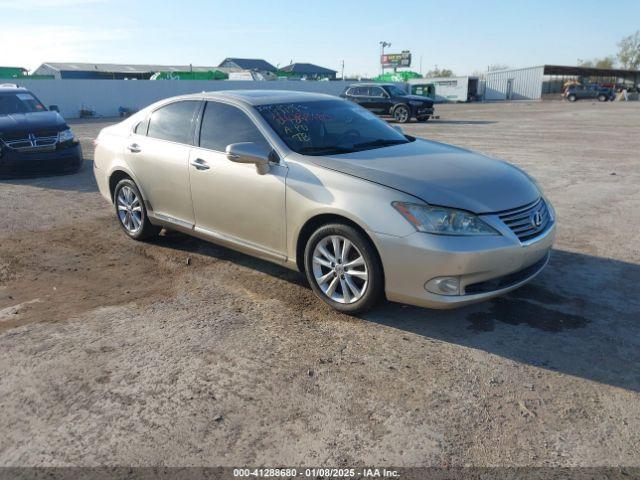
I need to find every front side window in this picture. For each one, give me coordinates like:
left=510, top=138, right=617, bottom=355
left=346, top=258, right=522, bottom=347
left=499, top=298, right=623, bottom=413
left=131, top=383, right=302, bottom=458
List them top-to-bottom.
left=383, top=85, right=407, bottom=97
left=0, top=91, right=46, bottom=115
left=256, top=99, right=411, bottom=156
left=147, top=100, right=200, bottom=144
left=199, top=101, right=269, bottom=152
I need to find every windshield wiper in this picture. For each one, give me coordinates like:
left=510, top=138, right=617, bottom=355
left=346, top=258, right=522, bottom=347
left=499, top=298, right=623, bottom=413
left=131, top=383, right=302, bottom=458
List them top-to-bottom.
left=351, top=139, right=409, bottom=149
left=298, top=145, right=355, bottom=155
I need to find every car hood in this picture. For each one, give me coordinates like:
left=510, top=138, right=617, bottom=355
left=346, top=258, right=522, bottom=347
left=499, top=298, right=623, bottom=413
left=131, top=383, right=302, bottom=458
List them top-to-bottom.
left=400, top=94, right=433, bottom=105
left=0, top=111, right=67, bottom=135
left=311, top=139, right=540, bottom=213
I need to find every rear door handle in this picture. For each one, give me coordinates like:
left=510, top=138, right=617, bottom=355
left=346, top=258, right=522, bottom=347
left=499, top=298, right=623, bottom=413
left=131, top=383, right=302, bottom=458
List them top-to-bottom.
left=127, top=143, right=141, bottom=153
left=190, top=158, right=210, bottom=170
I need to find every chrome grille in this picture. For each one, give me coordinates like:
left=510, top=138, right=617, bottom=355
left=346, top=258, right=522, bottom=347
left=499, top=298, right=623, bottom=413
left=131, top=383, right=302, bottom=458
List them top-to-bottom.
left=1, top=132, right=59, bottom=152
left=498, top=198, right=551, bottom=242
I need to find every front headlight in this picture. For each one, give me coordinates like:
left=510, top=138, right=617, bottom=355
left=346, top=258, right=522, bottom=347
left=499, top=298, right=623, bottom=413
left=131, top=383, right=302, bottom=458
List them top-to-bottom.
left=58, top=128, right=75, bottom=143
left=392, top=202, right=500, bottom=236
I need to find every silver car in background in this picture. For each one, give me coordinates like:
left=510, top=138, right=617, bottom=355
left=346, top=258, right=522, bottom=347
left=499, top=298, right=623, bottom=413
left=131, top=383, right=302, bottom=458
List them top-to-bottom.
left=93, top=91, right=555, bottom=314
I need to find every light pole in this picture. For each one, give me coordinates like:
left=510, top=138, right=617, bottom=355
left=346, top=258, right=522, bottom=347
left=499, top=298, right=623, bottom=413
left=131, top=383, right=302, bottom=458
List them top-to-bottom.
left=379, top=41, right=391, bottom=76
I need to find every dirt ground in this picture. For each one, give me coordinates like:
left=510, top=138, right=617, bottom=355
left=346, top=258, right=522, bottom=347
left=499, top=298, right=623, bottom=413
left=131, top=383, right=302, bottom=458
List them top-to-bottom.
left=0, top=101, right=639, bottom=467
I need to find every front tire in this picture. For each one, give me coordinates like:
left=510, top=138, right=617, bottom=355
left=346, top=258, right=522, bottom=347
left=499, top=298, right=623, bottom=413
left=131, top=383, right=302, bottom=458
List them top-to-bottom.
left=567, top=94, right=577, bottom=102
left=598, top=94, right=607, bottom=102
left=393, top=105, right=411, bottom=123
left=113, top=178, right=160, bottom=241
left=304, top=223, right=384, bottom=314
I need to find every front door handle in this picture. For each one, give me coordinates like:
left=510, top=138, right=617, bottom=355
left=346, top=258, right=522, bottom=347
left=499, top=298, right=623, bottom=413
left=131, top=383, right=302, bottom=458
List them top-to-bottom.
left=127, top=143, right=142, bottom=153
left=190, top=158, right=210, bottom=170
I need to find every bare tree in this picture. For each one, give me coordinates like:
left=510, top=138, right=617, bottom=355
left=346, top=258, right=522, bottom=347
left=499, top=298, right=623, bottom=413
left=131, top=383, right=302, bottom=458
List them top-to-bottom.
left=617, top=31, right=640, bottom=70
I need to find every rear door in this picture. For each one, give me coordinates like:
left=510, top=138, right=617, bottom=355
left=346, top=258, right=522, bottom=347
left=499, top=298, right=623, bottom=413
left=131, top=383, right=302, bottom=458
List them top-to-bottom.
left=348, top=86, right=374, bottom=111
left=124, top=100, right=201, bottom=227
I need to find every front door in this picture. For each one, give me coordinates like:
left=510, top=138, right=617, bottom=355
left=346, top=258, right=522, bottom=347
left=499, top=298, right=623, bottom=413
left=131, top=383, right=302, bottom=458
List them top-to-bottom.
left=368, top=86, right=391, bottom=113
left=124, top=100, right=201, bottom=226
left=188, top=101, right=287, bottom=259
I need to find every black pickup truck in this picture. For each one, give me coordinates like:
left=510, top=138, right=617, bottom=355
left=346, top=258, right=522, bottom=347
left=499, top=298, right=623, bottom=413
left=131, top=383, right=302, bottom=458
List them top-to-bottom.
left=340, top=83, right=434, bottom=123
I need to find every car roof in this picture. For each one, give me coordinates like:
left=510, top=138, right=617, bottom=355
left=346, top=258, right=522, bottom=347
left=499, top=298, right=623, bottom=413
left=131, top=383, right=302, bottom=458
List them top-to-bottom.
left=348, top=83, right=394, bottom=87
left=0, top=85, right=28, bottom=94
left=179, top=90, right=338, bottom=106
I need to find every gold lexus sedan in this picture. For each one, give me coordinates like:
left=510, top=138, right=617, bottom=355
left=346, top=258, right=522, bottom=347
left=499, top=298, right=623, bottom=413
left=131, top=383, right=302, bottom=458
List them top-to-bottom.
left=93, top=90, right=555, bottom=314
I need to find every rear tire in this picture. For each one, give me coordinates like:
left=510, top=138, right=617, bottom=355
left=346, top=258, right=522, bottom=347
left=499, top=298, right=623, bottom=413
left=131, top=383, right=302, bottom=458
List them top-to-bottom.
left=598, top=94, right=607, bottom=102
left=113, top=178, right=160, bottom=241
left=304, top=223, right=384, bottom=314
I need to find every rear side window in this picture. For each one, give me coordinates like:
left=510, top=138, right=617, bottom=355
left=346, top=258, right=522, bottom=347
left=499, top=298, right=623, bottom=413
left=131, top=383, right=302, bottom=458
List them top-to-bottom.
left=350, top=87, right=368, bottom=96
left=147, top=100, right=200, bottom=144
left=199, top=101, right=268, bottom=152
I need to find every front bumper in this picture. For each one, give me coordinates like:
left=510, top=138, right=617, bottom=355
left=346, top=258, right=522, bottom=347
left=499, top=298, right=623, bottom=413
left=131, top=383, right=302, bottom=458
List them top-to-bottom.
left=415, top=106, right=434, bottom=117
left=0, top=142, right=83, bottom=178
left=373, top=217, right=556, bottom=309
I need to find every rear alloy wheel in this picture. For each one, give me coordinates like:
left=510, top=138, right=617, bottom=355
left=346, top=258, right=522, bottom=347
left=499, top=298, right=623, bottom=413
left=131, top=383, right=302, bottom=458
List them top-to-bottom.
left=598, top=94, right=607, bottom=102
left=393, top=105, right=411, bottom=123
left=113, top=178, right=160, bottom=241
left=304, top=223, right=384, bottom=314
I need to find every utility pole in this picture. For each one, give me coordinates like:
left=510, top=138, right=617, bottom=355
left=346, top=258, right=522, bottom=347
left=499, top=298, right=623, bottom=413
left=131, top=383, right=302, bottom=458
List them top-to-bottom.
left=379, top=41, right=391, bottom=76
left=341, top=60, right=345, bottom=80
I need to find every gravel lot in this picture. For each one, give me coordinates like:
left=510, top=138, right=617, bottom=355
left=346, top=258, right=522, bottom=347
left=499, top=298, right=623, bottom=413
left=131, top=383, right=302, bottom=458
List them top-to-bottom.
left=0, top=101, right=639, bottom=467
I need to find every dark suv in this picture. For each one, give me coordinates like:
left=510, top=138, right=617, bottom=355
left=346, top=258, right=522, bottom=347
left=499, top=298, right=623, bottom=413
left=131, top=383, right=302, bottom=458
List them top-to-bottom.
left=340, top=83, right=434, bottom=123
left=565, top=84, right=615, bottom=102
left=0, top=85, right=82, bottom=178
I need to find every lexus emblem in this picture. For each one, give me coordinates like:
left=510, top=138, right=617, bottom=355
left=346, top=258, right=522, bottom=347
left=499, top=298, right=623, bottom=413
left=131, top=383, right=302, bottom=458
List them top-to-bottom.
left=531, top=211, right=543, bottom=228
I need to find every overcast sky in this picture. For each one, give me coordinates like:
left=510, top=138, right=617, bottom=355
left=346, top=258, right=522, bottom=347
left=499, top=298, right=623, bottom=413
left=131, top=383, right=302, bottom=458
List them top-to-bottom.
left=2, top=0, right=639, bottom=76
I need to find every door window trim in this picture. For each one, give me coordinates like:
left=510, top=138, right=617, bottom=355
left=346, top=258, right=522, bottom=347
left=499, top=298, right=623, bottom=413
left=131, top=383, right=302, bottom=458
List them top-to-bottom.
left=139, top=99, right=203, bottom=146
left=195, top=99, right=281, bottom=164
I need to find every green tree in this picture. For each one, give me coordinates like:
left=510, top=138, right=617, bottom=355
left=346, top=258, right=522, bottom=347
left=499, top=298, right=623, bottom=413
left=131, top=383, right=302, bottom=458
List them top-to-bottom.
left=617, top=31, right=640, bottom=70
left=577, top=56, right=616, bottom=69
left=427, top=68, right=454, bottom=78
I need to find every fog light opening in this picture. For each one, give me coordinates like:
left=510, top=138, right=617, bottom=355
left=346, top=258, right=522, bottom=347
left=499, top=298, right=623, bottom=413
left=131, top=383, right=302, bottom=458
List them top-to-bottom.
left=425, top=276, right=461, bottom=296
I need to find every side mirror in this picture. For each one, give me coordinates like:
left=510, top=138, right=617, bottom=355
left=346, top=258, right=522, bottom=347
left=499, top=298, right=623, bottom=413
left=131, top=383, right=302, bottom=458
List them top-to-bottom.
left=49, top=105, right=60, bottom=112
left=392, top=125, right=404, bottom=134
left=226, top=142, right=273, bottom=175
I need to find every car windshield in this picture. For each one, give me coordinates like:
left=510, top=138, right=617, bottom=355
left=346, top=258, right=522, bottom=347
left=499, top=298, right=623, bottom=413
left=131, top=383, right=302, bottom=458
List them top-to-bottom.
left=384, top=85, right=408, bottom=97
left=0, top=92, right=46, bottom=115
left=255, top=100, right=411, bottom=156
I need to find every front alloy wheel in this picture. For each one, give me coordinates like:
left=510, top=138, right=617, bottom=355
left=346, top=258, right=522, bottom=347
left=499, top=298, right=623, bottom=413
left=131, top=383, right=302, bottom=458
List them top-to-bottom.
left=393, top=105, right=410, bottom=123
left=304, top=223, right=384, bottom=314
left=312, top=235, right=368, bottom=304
